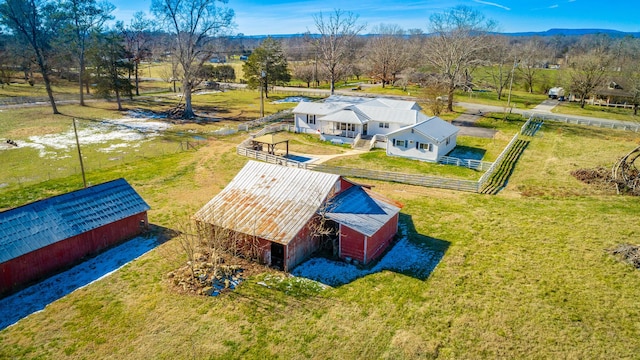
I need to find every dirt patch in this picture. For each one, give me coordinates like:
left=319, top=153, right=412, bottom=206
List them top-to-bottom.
left=6, top=125, right=64, bottom=138
left=571, top=166, right=640, bottom=196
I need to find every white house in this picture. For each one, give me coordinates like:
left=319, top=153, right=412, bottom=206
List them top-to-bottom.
left=293, top=96, right=424, bottom=141
left=385, top=116, right=459, bottom=162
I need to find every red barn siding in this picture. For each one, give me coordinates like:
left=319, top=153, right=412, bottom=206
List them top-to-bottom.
left=339, top=178, right=354, bottom=193
left=0, top=212, right=147, bottom=296
left=339, top=213, right=399, bottom=265
left=365, top=213, right=399, bottom=263
left=285, top=217, right=323, bottom=271
left=339, top=225, right=365, bottom=263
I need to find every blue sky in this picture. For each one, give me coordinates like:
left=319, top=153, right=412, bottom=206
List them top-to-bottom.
left=110, top=0, right=638, bottom=35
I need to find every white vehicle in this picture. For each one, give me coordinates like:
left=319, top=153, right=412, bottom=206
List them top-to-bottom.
left=548, top=87, right=565, bottom=100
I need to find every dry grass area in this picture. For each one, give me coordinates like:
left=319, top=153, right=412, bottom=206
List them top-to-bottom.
left=2, top=100, right=640, bottom=359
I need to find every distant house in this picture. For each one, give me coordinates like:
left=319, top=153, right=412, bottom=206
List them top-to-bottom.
left=293, top=96, right=424, bottom=142
left=386, top=116, right=459, bottom=162
left=194, top=161, right=402, bottom=270
left=0, top=179, right=150, bottom=296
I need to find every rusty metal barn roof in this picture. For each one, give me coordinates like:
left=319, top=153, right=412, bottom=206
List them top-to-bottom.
left=194, top=161, right=340, bottom=245
left=0, top=178, right=150, bottom=264
left=325, top=186, right=401, bottom=237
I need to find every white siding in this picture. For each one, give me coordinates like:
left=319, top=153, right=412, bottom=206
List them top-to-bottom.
left=294, top=114, right=320, bottom=134
left=386, top=131, right=439, bottom=162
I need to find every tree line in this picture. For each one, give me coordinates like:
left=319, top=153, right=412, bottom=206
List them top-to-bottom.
left=1, top=1, right=638, bottom=118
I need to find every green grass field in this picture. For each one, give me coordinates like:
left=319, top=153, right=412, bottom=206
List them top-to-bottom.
left=1, top=90, right=640, bottom=359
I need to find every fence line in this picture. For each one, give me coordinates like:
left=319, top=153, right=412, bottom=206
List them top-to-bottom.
left=237, top=109, right=293, bottom=131
left=521, top=111, right=640, bottom=132
left=235, top=115, right=544, bottom=193
left=236, top=145, right=481, bottom=192
left=437, top=156, right=494, bottom=171
left=305, top=164, right=480, bottom=192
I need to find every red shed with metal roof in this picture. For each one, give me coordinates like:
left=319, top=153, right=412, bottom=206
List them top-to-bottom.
left=194, top=161, right=401, bottom=271
left=0, top=179, right=150, bottom=296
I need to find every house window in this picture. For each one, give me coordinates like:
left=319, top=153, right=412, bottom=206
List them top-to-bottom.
left=306, top=114, right=316, bottom=124
left=379, top=122, right=389, bottom=128
left=338, top=123, right=355, bottom=131
left=446, top=136, right=450, bottom=146
left=396, top=140, right=406, bottom=147
left=418, top=143, right=433, bottom=151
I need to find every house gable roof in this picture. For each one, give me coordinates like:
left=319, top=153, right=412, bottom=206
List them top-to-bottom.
left=293, top=96, right=423, bottom=126
left=318, top=106, right=371, bottom=124
left=386, top=116, right=459, bottom=143
left=194, top=161, right=340, bottom=245
left=0, top=178, right=150, bottom=264
left=325, top=186, right=402, bottom=237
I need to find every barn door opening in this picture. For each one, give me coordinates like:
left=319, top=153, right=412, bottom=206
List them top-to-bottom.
left=271, top=242, right=284, bottom=270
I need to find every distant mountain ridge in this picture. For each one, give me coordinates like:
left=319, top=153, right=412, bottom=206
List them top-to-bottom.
left=503, top=28, right=640, bottom=37
left=239, top=29, right=640, bottom=39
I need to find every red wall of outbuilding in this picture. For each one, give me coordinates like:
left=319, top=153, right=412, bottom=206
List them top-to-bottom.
left=0, top=212, right=148, bottom=296
left=339, top=213, right=399, bottom=265
left=365, top=213, right=399, bottom=263
left=285, top=216, right=323, bottom=271
left=339, top=226, right=365, bottom=263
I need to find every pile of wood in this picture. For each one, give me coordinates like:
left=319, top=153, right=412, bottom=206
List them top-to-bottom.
left=167, top=104, right=185, bottom=119
left=612, top=145, right=640, bottom=195
left=571, top=146, right=640, bottom=196
left=611, top=244, right=640, bottom=269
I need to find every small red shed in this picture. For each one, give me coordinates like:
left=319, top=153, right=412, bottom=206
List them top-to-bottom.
left=0, top=178, right=150, bottom=297
left=325, top=186, right=402, bottom=265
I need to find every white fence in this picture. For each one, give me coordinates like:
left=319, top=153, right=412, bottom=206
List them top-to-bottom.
left=521, top=112, right=640, bottom=132
left=438, top=156, right=494, bottom=171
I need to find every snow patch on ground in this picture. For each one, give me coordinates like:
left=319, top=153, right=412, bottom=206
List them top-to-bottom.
left=271, top=96, right=311, bottom=104
left=3, top=114, right=172, bottom=158
left=292, top=224, right=444, bottom=287
left=0, top=235, right=160, bottom=331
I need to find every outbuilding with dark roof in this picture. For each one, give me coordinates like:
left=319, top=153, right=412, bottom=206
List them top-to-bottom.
left=0, top=178, right=150, bottom=296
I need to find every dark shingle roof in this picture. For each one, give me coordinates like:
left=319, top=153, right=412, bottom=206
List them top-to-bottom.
left=0, top=178, right=149, bottom=263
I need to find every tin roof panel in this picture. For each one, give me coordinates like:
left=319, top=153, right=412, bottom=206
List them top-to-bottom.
left=194, top=161, right=340, bottom=244
left=0, top=178, right=150, bottom=263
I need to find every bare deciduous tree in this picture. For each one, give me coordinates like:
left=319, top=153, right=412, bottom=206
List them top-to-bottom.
left=0, top=0, right=60, bottom=114
left=60, top=0, right=114, bottom=106
left=152, top=0, right=234, bottom=119
left=423, top=6, right=497, bottom=112
left=313, top=9, right=365, bottom=94
left=117, top=12, right=154, bottom=96
left=366, top=24, right=409, bottom=88
left=483, top=35, right=513, bottom=99
left=516, top=37, right=550, bottom=93
left=567, top=50, right=611, bottom=108
left=293, top=62, right=315, bottom=88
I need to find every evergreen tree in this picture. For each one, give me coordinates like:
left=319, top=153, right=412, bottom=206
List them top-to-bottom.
left=242, top=37, right=290, bottom=98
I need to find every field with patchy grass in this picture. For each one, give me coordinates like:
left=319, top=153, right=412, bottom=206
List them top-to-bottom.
left=1, top=94, right=640, bottom=359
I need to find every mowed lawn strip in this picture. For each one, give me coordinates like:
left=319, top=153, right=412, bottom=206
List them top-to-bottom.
left=1, top=105, right=640, bottom=358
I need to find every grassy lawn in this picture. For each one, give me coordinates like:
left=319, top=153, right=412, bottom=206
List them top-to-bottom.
left=2, top=95, right=640, bottom=358
left=323, top=148, right=483, bottom=180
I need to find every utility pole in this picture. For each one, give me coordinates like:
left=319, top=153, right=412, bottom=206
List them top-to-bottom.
left=507, top=59, right=518, bottom=110
left=260, top=70, right=265, bottom=118
left=73, top=118, right=87, bottom=188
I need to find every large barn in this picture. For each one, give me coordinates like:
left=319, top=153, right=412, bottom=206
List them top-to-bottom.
left=194, top=161, right=402, bottom=271
left=0, top=178, right=150, bottom=296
